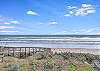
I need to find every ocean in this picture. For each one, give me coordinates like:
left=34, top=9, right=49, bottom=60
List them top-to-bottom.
left=0, top=35, right=100, bottom=49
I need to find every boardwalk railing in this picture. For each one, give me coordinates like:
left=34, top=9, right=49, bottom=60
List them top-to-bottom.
left=0, top=47, right=51, bottom=62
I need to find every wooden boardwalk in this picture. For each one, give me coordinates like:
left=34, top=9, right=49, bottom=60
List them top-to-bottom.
left=0, top=46, right=100, bottom=62
left=0, top=47, right=51, bottom=62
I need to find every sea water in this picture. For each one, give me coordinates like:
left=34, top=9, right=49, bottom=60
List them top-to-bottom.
left=0, top=35, right=100, bottom=49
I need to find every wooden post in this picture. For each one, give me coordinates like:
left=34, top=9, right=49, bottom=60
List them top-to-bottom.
left=0, top=46, right=4, bottom=62
left=20, top=47, right=21, bottom=58
left=25, top=47, right=26, bottom=58
left=29, top=47, right=30, bottom=56
left=8, top=48, right=9, bottom=56
left=13, top=48, right=15, bottom=57
left=33, top=48, right=34, bottom=55
left=35, top=48, right=37, bottom=54
left=37, top=48, right=39, bottom=52
left=1, top=51, right=4, bottom=63
left=1, top=57, right=3, bottom=62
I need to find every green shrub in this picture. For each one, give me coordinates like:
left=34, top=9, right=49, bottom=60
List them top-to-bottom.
left=8, top=65, right=20, bottom=71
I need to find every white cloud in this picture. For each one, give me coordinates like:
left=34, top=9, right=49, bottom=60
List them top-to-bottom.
left=65, top=4, right=96, bottom=16
left=82, top=4, right=92, bottom=8
left=67, top=6, right=77, bottom=9
left=87, top=9, right=96, bottom=13
left=27, top=10, right=39, bottom=16
left=64, top=11, right=74, bottom=16
left=69, top=11, right=74, bottom=14
left=64, top=14, right=71, bottom=16
left=0, top=16, right=19, bottom=24
left=0, top=20, right=19, bottom=24
left=0, top=21, right=19, bottom=24
left=10, top=21, right=19, bottom=24
left=4, top=22, right=11, bottom=24
left=36, top=22, right=58, bottom=25
left=38, top=22, right=44, bottom=25
left=49, top=22, right=58, bottom=25
left=0, top=26, right=15, bottom=29
left=74, top=27, right=100, bottom=34
left=83, top=28, right=97, bottom=33
left=0, top=31, right=19, bottom=33
left=74, top=31, right=80, bottom=34
left=95, top=33, right=100, bottom=35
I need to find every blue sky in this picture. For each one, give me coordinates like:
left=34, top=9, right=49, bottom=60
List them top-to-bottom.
left=0, top=0, right=100, bottom=35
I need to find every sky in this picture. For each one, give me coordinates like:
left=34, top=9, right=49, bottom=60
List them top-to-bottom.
left=0, top=0, right=100, bottom=35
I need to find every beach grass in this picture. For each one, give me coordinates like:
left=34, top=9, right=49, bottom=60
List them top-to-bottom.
left=0, top=52, right=99, bottom=71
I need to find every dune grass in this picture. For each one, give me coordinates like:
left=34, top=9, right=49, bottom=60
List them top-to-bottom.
left=0, top=52, right=99, bottom=71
